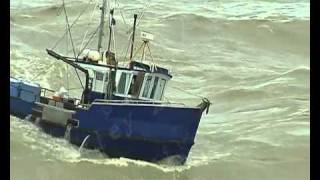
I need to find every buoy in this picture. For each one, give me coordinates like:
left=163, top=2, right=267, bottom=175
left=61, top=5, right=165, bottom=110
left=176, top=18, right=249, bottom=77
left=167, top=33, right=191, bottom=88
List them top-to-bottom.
left=87, top=50, right=101, bottom=62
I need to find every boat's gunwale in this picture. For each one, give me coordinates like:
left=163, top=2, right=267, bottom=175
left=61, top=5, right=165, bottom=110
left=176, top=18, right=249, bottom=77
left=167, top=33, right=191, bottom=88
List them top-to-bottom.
left=91, top=101, right=200, bottom=109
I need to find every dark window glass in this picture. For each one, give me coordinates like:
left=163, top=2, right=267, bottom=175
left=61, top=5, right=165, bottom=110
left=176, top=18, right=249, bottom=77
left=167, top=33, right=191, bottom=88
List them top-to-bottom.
left=95, top=71, right=104, bottom=81
left=104, top=72, right=109, bottom=82
left=117, top=73, right=127, bottom=94
left=128, top=75, right=137, bottom=95
left=142, top=76, right=152, bottom=98
left=150, top=77, right=159, bottom=99
left=158, top=79, right=166, bottom=100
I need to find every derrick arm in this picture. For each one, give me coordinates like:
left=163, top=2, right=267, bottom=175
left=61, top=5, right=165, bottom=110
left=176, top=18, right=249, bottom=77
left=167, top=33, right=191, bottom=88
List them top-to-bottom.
left=46, top=49, right=90, bottom=104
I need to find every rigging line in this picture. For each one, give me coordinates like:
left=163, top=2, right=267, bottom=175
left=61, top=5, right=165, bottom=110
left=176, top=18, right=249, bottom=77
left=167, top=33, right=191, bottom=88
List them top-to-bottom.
left=61, top=0, right=85, bottom=89
left=62, top=0, right=77, bottom=57
left=79, top=0, right=99, bottom=51
left=115, top=0, right=128, bottom=26
left=121, top=0, right=151, bottom=62
left=125, top=0, right=152, bottom=35
left=136, top=0, right=152, bottom=27
left=52, top=1, right=91, bottom=50
left=56, top=4, right=64, bottom=16
left=66, top=24, right=70, bottom=95
left=77, top=25, right=100, bottom=58
left=66, top=26, right=84, bottom=91
left=77, top=28, right=99, bottom=49
left=121, top=33, right=132, bottom=61
left=120, top=37, right=131, bottom=66
left=131, top=42, right=144, bottom=60
left=146, top=43, right=157, bottom=71
left=146, top=43, right=154, bottom=63
left=30, top=61, right=57, bottom=81
left=66, top=64, right=69, bottom=96
left=74, top=68, right=85, bottom=89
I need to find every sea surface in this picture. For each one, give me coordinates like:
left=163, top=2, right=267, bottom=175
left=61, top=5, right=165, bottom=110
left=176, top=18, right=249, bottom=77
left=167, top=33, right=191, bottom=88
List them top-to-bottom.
left=10, top=0, right=310, bottom=179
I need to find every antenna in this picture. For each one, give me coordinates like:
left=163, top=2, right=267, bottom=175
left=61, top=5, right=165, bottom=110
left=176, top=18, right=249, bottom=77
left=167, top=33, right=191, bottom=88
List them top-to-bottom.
left=140, top=31, right=153, bottom=61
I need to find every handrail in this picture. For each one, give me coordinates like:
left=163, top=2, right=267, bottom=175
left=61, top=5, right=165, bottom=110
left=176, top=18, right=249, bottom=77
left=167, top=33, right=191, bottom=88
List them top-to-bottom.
left=92, top=99, right=185, bottom=106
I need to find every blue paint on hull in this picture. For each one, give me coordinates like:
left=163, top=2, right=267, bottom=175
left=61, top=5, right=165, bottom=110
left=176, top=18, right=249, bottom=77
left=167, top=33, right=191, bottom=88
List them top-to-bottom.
left=10, top=96, right=203, bottom=164
left=75, top=103, right=202, bottom=145
left=38, top=120, right=192, bottom=164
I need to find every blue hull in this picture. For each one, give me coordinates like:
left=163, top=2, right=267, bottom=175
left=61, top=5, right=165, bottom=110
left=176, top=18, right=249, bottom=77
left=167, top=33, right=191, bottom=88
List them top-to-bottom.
left=10, top=93, right=203, bottom=164
left=75, top=102, right=202, bottom=163
left=38, top=120, right=193, bottom=164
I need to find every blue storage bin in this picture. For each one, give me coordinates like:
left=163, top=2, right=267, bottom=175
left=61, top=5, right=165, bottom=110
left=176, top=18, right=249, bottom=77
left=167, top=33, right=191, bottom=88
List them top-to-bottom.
left=10, top=77, right=21, bottom=88
left=10, top=77, right=41, bottom=102
left=20, top=81, right=41, bottom=96
left=10, top=86, right=19, bottom=97
left=20, top=90, right=38, bottom=102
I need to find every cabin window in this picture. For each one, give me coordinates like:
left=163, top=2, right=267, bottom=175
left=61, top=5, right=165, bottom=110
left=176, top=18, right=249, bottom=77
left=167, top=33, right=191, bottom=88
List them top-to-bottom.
left=94, top=71, right=105, bottom=92
left=95, top=71, right=104, bottom=81
left=104, top=72, right=109, bottom=82
left=117, top=72, right=131, bottom=94
left=117, top=73, right=127, bottom=94
left=128, top=74, right=137, bottom=95
left=142, top=76, right=152, bottom=98
left=150, top=77, right=159, bottom=99
left=155, top=78, right=166, bottom=100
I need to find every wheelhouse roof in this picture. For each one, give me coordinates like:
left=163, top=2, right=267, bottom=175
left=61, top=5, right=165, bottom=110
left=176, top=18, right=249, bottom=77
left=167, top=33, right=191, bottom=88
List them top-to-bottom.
left=76, top=60, right=172, bottom=78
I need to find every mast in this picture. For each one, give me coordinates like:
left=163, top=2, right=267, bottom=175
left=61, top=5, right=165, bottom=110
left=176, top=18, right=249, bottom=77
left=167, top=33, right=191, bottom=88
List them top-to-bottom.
left=97, top=0, right=107, bottom=52
left=107, top=8, right=114, bottom=52
left=129, top=14, right=138, bottom=61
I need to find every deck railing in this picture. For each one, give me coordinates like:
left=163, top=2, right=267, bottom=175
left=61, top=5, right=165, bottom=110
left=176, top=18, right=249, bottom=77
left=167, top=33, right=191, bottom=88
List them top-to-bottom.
left=38, top=87, right=185, bottom=108
left=92, top=99, right=185, bottom=106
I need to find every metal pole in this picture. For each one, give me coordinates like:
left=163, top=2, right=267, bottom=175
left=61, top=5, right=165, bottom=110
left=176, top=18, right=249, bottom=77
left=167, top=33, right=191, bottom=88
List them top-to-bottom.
left=97, top=0, right=107, bottom=52
left=107, top=9, right=114, bottom=52
left=129, top=14, right=138, bottom=60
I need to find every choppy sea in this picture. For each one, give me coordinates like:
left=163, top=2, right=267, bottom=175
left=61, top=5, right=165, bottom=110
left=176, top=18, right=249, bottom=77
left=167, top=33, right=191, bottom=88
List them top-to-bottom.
left=10, top=0, right=309, bottom=179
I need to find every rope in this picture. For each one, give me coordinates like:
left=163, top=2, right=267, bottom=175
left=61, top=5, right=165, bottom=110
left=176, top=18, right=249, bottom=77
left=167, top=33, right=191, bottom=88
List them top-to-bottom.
left=51, top=0, right=92, bottom=50
left=62, top=0, right=77, bottom=57
left=62, top=0, right=86, bottom=90
left=79, top=0, right=99, bottom=51
left=115, top=0, right=128, bottom=27
left=120, top=0, right=152, bottom=64
left=124, top=0, right=152, bottom=35
left=136, top=0, right=152, bottom=27
left=66, top=24, right=70, bottom=96
left=77, top=25, right=100, bottom=58
left=120, top=33, right=132, bottom=65
left=131, top=41, right=144, bottom=60
left=146, top=42, right=156, bottom=64
left=30, top=61, right=57, bottom=81
left=66, top=64, right=69, bottom=96
left=74, top=68, right=85, bottom=89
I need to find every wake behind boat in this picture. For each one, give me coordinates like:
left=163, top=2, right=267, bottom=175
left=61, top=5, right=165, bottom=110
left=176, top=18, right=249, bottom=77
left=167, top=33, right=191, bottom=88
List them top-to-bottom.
left=10, top=0, right=211, bottom=164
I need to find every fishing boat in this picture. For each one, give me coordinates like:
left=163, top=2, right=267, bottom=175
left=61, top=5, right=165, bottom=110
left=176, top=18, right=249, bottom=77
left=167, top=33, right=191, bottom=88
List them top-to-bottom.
left=10, top=0, right=211, bottom=164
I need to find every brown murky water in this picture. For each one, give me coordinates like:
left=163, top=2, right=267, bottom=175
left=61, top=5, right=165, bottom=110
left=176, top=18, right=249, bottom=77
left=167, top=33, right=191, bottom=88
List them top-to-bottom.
left=10, top=0, right=309, bottom=179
